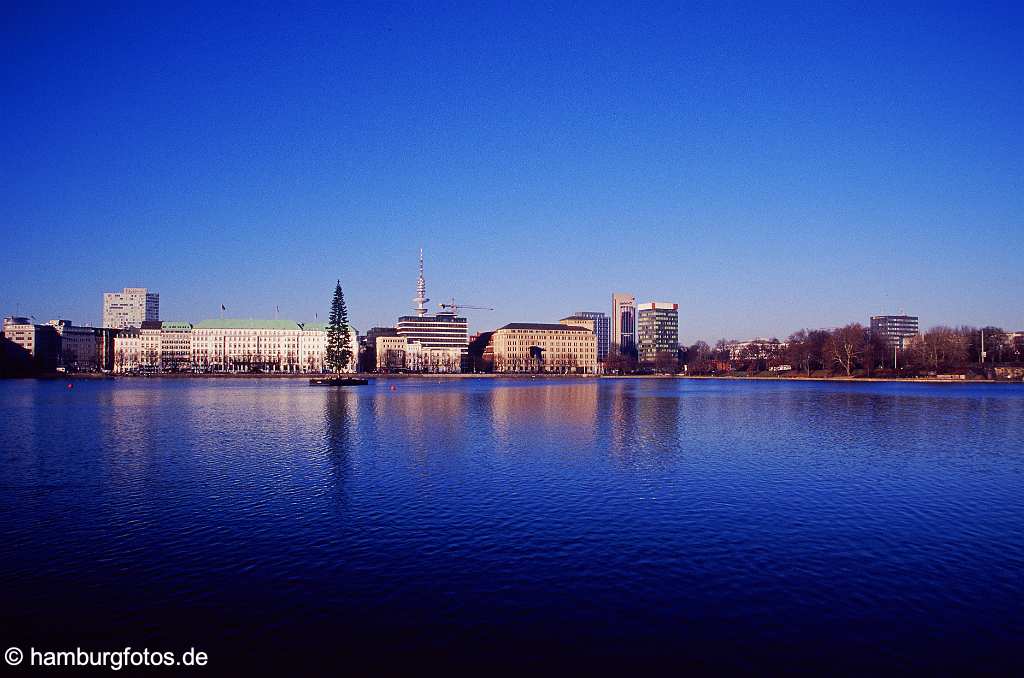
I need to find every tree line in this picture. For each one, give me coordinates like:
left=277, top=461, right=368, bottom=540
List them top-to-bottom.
left=677, top=324, right=1022, bottom=376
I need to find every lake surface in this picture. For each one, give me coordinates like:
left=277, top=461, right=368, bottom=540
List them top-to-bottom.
left=1, top=378, right=1022, bottom=672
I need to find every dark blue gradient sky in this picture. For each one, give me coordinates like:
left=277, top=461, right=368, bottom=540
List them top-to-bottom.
left=2, top=2, right=1021, bottom=341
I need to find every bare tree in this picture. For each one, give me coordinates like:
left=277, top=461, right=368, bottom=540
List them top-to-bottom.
left=825, top=324, right=867, bottom=376
left=908, top=327, right=968, bottom=372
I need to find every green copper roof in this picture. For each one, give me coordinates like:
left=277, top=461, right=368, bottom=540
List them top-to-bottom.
left=194, top=319, right=301, bottom=330
left=162, top=321, right=193, bottom=329
left=300, top=322, right=357, bottom=334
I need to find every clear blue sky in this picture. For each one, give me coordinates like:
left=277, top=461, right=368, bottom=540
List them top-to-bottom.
left=2, top=2, right=1021, bottom=342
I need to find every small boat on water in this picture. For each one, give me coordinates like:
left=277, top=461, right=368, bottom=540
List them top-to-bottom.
left=309, top=376, right=370, bottom=386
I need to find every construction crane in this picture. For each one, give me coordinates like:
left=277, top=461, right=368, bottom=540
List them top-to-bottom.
left=439, top=298, right=493, bottom=314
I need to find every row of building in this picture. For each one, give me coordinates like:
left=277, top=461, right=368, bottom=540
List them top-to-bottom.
left=357, top=253, right=677, bottom=374
left=2, top=261, right=683, bottom=375
left=4, top=261, right=971, bottom=377
left=1, top=315, right=360, bottom=374
left=1, top=317, right=119, bottom=373
left=117, top=320, right=359, bottom=373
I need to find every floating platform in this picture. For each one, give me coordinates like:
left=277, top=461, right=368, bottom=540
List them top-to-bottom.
left=309, top=377, right=370, bottom=386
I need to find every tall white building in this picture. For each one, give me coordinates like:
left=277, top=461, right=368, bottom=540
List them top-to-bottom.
left=103, top=287, right=159, bottom=329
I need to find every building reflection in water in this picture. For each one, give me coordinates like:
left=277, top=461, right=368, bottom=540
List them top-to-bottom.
left=597, top=380, right=681, bottom=464
left=489, top=381, right=598, bottom=455
left=99, top=383, right=172, bottom=475
left=366, top=383, right=474, bottom=468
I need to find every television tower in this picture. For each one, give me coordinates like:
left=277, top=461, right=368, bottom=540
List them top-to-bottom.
left=413, top=248, right=429, bottom=316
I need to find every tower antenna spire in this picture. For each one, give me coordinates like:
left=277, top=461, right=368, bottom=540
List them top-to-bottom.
left=414, top=247, right=429, bottom=316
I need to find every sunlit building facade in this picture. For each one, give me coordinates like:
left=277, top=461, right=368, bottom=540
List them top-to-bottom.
left=392, top=249, right=469, bottom=364
left=103, top=287, right=159, bottom=330
left=611, top=293, right=636, bottom=354
left=571, top=311, right=610, bottom=361
left=395, top=312, right=469, bottom=354
left=2, top=316, right=59, bottom=371
left=190, top=319, right=356, bottom=373
left=160, top=322, right=194, bottom=371
left=299, top=323, right=357, bottom=373
left=491, top=323, right=597, bottom=373
left=113, top=327, right=142, bottom=373
left=376, top=335, right=462, bottom=373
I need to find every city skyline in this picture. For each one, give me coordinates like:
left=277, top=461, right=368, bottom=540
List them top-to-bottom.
left=2, top=4, right=1022, bottom=341
left=3, top=5, right=1023, bottom=672
left=2, top=246, right=1020, bottom=346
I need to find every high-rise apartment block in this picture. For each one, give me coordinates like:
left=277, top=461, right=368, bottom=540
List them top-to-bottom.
left=103, top=287, right=159, bottom=329
left=611, top=293, right=636, bottom=354
left=636, top=302, right=679, bottom=362
left=870, top=315, right=919, bottom=350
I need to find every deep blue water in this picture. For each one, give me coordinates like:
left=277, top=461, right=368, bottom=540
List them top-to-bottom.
left=1, top=378, right=1022, bottom=673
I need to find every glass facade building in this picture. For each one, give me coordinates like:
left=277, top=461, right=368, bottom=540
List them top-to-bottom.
left=636, top=302, right=679, bottom=362
left=572, top=311, right=610, bottom=361
left=870, top=315, right=919, bottom=350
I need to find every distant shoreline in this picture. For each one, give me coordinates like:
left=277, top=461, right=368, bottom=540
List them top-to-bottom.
left=14, top=372, right=1019, bottom=384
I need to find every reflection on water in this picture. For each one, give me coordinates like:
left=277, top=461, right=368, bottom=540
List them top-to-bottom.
left=1, top=378, right=1023, bottom=671
left=324, top=389, right=356, bottom=500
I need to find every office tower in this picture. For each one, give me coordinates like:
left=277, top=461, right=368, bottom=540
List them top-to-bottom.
left=103, top=287, right=159, bottom=329
left=611, top=293, right=636, bottom=354
left=636, top=302, right=679, bottom=362
left=870, top=315, right=920, bottom=350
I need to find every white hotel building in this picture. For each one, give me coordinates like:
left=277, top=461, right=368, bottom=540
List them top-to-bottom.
left=113, top=319, right=357, bottom=373
left=190, top=319, right=357, bottom=373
